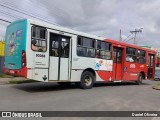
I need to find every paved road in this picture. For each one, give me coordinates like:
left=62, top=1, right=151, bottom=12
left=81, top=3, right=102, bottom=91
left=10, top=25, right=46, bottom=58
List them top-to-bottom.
left=0, top=80, right=160, bottom=120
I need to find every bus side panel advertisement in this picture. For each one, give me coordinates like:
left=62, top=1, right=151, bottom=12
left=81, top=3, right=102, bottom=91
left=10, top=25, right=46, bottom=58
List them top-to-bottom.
left=95, top=59, right=113, bottom=71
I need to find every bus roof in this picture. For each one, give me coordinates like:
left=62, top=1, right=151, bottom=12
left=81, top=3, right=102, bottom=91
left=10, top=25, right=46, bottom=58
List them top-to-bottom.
left=7, top=19, right=156, bottom=54
left=7, top=19, right=27, bottom=28
left=26, top=19, right=106, bottom=40
left=105, top=38, right=156, bottom=53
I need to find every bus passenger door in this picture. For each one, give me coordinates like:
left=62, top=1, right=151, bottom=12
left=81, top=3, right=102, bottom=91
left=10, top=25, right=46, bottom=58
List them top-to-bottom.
left=49, top=33, right=70, bottom=81
left=113, top=47, right=123, bottom=80
left=148, top=54, right=155, bottom=79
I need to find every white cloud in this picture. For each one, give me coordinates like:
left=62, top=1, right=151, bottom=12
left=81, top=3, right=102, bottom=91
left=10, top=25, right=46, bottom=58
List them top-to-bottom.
left=0, top=0, right=160, bottom=47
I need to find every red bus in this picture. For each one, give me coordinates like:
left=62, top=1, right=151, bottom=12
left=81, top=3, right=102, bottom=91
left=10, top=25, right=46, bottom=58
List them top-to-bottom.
left=4, top=19, right=156, bottom=89
left=106, top=39, right=156, bottom=84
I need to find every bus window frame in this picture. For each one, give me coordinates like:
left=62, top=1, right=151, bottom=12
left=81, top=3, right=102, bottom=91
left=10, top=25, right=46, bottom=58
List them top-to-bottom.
left=31, top=25, right=47, bottom=52
left=77, top=36, right=96, bottom=58
left=96, top=40, right=112, bottom=60
left=126, top=47, right=137, bottom=63
left=137, top=49, right=146, bottom=64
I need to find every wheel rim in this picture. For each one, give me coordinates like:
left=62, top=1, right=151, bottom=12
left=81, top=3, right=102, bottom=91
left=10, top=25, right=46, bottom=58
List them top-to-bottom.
left=84, top=75, right=92, bottom=86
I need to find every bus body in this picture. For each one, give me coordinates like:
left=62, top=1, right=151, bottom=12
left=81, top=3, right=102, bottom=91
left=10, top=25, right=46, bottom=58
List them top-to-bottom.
left=4, top=19, right=156, bottom=89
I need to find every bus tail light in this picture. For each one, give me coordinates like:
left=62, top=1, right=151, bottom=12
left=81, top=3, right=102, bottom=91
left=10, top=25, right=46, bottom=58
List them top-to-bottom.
left=22, top=50, right=26, bottom=67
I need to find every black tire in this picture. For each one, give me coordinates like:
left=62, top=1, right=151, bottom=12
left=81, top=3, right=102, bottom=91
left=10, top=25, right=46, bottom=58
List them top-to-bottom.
left=80, top=71, right=95, bottom=89
left=136, top=73, right=143, bottom=85
left=57, top=82, right=71, bottom=87
left=75, top=82, right=80, bottom=87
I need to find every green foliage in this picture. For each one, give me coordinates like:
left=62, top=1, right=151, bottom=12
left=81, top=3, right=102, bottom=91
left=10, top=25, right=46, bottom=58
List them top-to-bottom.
left=0, top=74, right=14, bottom=78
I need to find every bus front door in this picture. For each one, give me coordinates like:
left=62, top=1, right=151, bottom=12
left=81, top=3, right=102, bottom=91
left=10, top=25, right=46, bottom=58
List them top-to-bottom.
left=49, top=33, right=70, bottom=81
left=113, top=47, right=123, bottom=80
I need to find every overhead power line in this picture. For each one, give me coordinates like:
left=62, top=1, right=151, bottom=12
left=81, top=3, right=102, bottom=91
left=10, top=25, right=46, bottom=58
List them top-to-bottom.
left=0, top=1, right=66, bottom=22
left=0, top=3, right=57, bottom=25
left=0, top=10, right=20, bottom=19
left=0, top=18, right=11, bottom=23
left=122, top=34, right=133, bottom=42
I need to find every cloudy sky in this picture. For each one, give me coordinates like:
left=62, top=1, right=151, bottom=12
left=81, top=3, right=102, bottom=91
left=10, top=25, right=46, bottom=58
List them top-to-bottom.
left=0, top=0, right=160, bottom=47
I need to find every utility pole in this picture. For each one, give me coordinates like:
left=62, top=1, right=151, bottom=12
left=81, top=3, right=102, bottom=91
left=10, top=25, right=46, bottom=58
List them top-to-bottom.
left=130, top=28, right=143, bottom=45
left=119, top=29, right=122, bottom=41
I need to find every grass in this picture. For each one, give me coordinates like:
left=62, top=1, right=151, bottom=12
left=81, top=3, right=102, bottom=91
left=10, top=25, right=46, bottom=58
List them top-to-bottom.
left=0, top=74, right=14, bottom=78
left=9, top=79, right=38, bottom=84
left=152, top=82, right=160, bottom=90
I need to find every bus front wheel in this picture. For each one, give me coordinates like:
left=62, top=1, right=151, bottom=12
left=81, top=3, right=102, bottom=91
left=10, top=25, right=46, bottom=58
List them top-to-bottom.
left=80, top=71, right=95, bottom=89
left=136, top=73, right=143, bottom=85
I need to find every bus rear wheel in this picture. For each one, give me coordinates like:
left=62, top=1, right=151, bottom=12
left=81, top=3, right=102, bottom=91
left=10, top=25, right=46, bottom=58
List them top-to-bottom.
left=80, top=71, right=95, bottom=89
left=136, top=73, right=143, bottom=85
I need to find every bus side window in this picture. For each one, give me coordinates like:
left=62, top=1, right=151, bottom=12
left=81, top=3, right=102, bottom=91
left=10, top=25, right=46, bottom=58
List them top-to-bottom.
left=31, top=26, right=47, bottom=52
left=77, top=36, right=95, bottom=57
left=31, top=40, right=38, bottom=51
left=50, top=40, right=59, bottom=57
left=96, top=41, right=111, bottom=60
left=63, top=43, right=69, bottom=58
left=126, top=47, right=136, bottom=62
left=53, top=49, right=58, bottom=57
left=137, top=50, right=146, bottom=64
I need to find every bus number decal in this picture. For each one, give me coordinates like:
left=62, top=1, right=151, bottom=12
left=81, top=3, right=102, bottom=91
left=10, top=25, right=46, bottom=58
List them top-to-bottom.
left=36, top=54, right=45, bottom=58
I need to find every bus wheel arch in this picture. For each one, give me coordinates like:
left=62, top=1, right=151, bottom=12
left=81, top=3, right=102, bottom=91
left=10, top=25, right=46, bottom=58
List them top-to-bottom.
left=79, top=68, right=96, bottom=89
left=82, top=68, right=96, bottom=79
left=140, top=71, right=145, bottom=80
